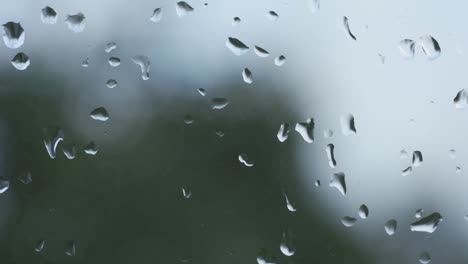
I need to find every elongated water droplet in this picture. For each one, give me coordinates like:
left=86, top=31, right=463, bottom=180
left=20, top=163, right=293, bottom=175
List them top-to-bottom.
left=307, top=0, right=320, bottom=13
left=176, top=1, right=194, bottom=17
left=41, top=6, right=57, bottom=24
left=150, top=8, right=163, bottom=22
left=266, top=11, right=279, bottom=21
left=65, top=13, right=86, bottom=33
left=342, top=16, right=356, bottom=41
left=232, top=17, right=241, bottom=26
left=2, top=22, right=25, bottom=49
left=419, top=35, right=441, bottom=60
left=226, top=37, right=249, bottom=56
left=398, top=39, right=416, bottom=59
left=104, top=41, right=117, bottom=53
left=254, top=46, right=270, bottom=57
left=11, top=52, right=30, bottom=70
left=132, top=55, right=150, bottom=80
left=274, top=55, right=286, bottom=66
left=81, top=57, right=89, bottom=67
left=108, top=57, right=121, bottom=67
left=242, top=68, right=253, bottom=84
left=106, top=79, right=117, bottom=88
left=197, top=88, right=206, bottom=96
left=454, top=89, right=468, bottom=109
left=211, top=98, right=229, bottom=109
left=90, top=107, right=109, bottom=121
left=184, top=114, right=194, bottom=125
left=341, top=114, right=356, bottom=136
left=295, top=118, right=314, bottom=143
left=277, top=123, right=290, bottom=142
left=43, top=127, right=64, bottom=159
left=84, top=141, right=98, bottom=155
left=63, top=143, right=76, bottom=159
left=325, top=144, right=337, bottom=168
left=412, top=151, right=423, bottom=167
left=238, top=153, right=254, bottom=167
left=402, top=166, right=412, bottom=176
left=18, top=170, right=32, bottom=184
left=329, top=172, right=346, bottom=196
left=0, top=180, right=9, bottom=194
left=315, top=180, right=321, bottom=187
left=182, top=187, right=192, bottom=199
left=283, top=192, right=296, bottom=212
left=358, top=204, right=369, bottom=219
left=415, top=209, right=424, bottom=218
left=410, top=212, right=443, bottom=233
left=341, top=216, right=357, bottom=227
left=384, top=219, right=397, bottom=235
left=279, top=230, right=295, bottom=256
left=35, top=240, right=45, bottom=252
left=65, top=241, right=76, bottom=256
left=257, top=248, right=277, bottom=264
left=419, top=251, right=431, bottom=264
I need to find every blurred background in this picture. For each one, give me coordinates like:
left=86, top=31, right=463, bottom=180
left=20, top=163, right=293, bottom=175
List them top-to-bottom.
left=0, top=0, right=466, bottom=263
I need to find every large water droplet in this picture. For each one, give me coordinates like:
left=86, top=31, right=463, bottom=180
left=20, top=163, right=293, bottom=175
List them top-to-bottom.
left=307, top=0, right=320, bottom=13
left=176, top=1, right=194, bottom=17
left=41, top=6, right=57, bottom=24
left=150, top=8, right=163, bottom=22
left=266, top=11, right=279, bottom=21
left=65, top=13, right=86, bottom=33
left=342, top=16, right=356, bottom=41
left=232, top=17, right=241, bottom=26
left=2, top=22, right=25, bottom=49
left=419, top=35, right=441, bottom=60
left=226, top=37, right=249, bottom=56
left=398, top=39, right=416, bottom=59
left=104, top=41, right=117, bottom=53
left=254, top=46, right=270, bottom=57
left=11, top=52, right=30, bottom=70
left=132, top=55, right=150, bottom=80
left=274, top=55, right=286, bottom=66
left=108, top=57, right=121, bottom=67
left=242, top=68, right=253, bottom=84
left=106, top=79, right=117, bottom=88
left=454, top=89, right=468, bottom=109
left=211, top=98, right=229, bottom=109
left=90, top=107, right=109, bottom=121
left=340, top=114, right=357, bottom=135
left=295, top=118, right=314, bottom=143
left=277, top=123, right=290, bottom=142
left=43, top=127, right=64, bottom=159
left=84, top=141, right=98, bottom=155
left=63, top=143, right=76, bottom=159
left=325, top=144, right=337, bottom=168
left=412, top=151, right=423, bottom=167
left=238, top=153, right=254, bottom=167
left=402, top=166, right=412, bottom=176
left=18, top=170, right=32, bottom=184
left=329, top=172, right=346, bottom=196
left=0, top=179, right=10, bottom=194
left=182, top=187, right=192, bottom=199
left=358, top=204, right=369, bottom=219
left=410, top=212, right=443, bottom=233
left=341, top=216, right=357, bottom=227
left=384, top=219, right=397, bottom=235
left=279, top=230, right=296, bottom=256
left=35, top=240, right=45, bottom=252
left=65, top=241, right=76, bottom=256
left=257, top=248, right=277, bottom=264
left=419, top=251, right=431, bottom=264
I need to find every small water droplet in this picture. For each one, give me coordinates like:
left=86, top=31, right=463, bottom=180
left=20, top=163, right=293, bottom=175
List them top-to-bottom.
left=307, top=0, right=320, bottom=13
left=176, top=1, right=194, bottom=17
left=41, top=6, right=57, bottom=24
left=150, top=8, right=163, bottom=22
left=266, top=11, right=279, bottom=21
left=65, top=13, right=86, bottom=33
left=342, top=16, right=356, bottom=41
left=232, top=17, right=241, bottom=26
left=2, top=22, right=25, bottom=49
left=419, top=35, right=441, bottom=60
left=226, top=37, right=249, bottom=56
left=398, top=39, right=416, bottom=59
left=104, top=41, right=117, bottom=53
left=254, top=46, right=270, bottom=57
left=11, top=52, right=30, bottom=70
left=378, top=53, right=385, bottom=64
left=132, top=55, right=150, bottom=80
left=274, top=55, right=286, bottom=66
left=81, top=57, right=89, bottom=67
left=108, top=57, right=121, bottom=67
left=242, top=68, right=253, bottom=84
left=106, top=79, right=117, bottom=88
left=197, top=88, right=206, bottom=96
left=454, top=89, right=468, bottom=109
left=211, top=98, right=229, bottom=109
left=90, top=107, right=109, bottom=121
left=184, top=114, right=194, bottom=125
left=340, top=114, right=357, bottom=136
left=295, top=118, right=314, bottom=143
left=277, top=123, right=290, bottom=142
left=43, top=127, right=64, bottom=159
left=323, top=129, right=333, bottom=138
left=215, top=130, right=225, bottom=138
left=84, top=141, right=98, bottom=155
left=63, top=143, right=76, bottom=159
left=325, top=144, right=337, bottom=168
left=400, top=149, right=408, bottom=159
left=449, top=149, right=456, bottom=159
left=412, top=151, right=423, bottom=167
left=238, top=153, right=254, bottom=167
left=402, top=166, right=412, bottom=176
left=456, top=166, right=461, bottom=173
left=18, top=170, right=32, bottom=184
left=329, top=172, right=346, bottom=196
left=0, top=179, right=9, bottom=194
left=315, top=180, right=321, bottom=187
left=182, top=187, right=192, bottom=199
left=283, top=192, right=296, bottom=212
left=358, top=204, right=369, bottom=219
left=415, top=209, right=424, bottom=218
left=410, top=212, right=443, bottom=233
left=464, top=214, right=468, bottom=221
left=341, top=216, right=357, bottom=227
left=384, top=219, right=397, bottom=235
left=279, top=230, right=296, bottom=256
left=35, top=240, right=45, bottom=252
left=65, top=241, right=76, bottom=256
left=257, top=248, right=277, bottom=264
left=418, top=251, right=431, bottom=264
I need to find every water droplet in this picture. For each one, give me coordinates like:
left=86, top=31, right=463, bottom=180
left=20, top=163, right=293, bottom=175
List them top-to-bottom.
left=307, top=0, right=320, bottom=13
left=176, top=1, right=194, bottom=17
left=41, top=6, right=57, bottom=24
left=150, top=8, right=163, bottom=23
left=266, top=11, right=279, bottom=21
left=65, top=13, right=86, bottom=33
left=342, top=16, right=356, bottom=40
left=232, top=17, right=241, bottom=26
left=2, top=22, right=25, bottom=49
left=419, top=35, right=441, bottom=60
left=226, top=37, right=249, bottom=56
left=398, top=39, right=416, bottom=59
left=104, top=41, right=117, bottom=53
left=254, top=46, right=270, bottom=57
left=11, top=52, right=30, bottom=70
left=378, top=53, right=385, bottom=64
left=132, top=55, right=150, bottom=80
left=274, top=55, right=286, bottom=66
left=81, top=57, right=89, bottom=67
left=108, top=57, right=121, bottom=67
left=242, top=68, right=253, bottom=84
left=106, top=79, right=117, bottom=88
left=197, top=88, right=206, bottom=96
left=454, top=89, right=468, bottom=109
left=211, top=98, right=229, bottom=109
left=90, top=107, right=109, bottom=121
left=184, top=114, right=194, bottom=125
left=340, top=114, right=357, bottom=136
left=295, top=118, right=314, bottom=143
left=277, top=123, right=290, bottom=142
left=43, top=127, right=64, bottom=159
left=323, top=129, right=333, bottom=138
left=215, top=130, right=225, bottom=138
left=84, top=141, right=98, bottom=155
left=63, top=143, right=76, bottom=159
left=325, top=144, right=337, bottom=168
left=400, top=149, right=408, bottom=159
left=449, top=149, right=456, bottom=159
left=412, top=151, right=423, bottom=167
left=238, top=153, right=254, bottom=167
left=402, top=166, right=412, bottom=176
left=456, top=166, right=461, bottom=173
left=18, top=170, right=32, bottom=184
left=329, top=172, right=346, bottom=196
left=0, top=179, right=9, bottom=194
left=315, top=180, right=321, bottom=187
left=182, top=187, right=192, bottom=199
left=283, top=192, right=296, bottom=212
left=358, top=204, right=369, bottom=219
left=415, top=209, right=424, bottom=218
left=410, top=212, right=443, bottom=233
left=464, top=214, right=468, bottom=221
left=341, top=216, right=357, bottom=227
left=384, top=219, right=397, bottom=235
left=279, top=230, right=296, bottom=256
left=35, top=240, right=45, bottom=252
left=65, top=241, right=76, bottom=256
left=257, top=248, right=277, bottom=264
left=419, top=251, right=431, bottom=264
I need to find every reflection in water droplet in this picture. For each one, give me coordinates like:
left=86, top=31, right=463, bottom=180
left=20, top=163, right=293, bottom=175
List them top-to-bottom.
left=307, top=0, right=320, bottom=13
left=176, top=1, right=194, bottom=17
left=41, top=6, right=57, bottom=24
left=150, top=8, right=163, bottom=22
left=266, top=11, right=279, bottom=21
left=65, top=13, right=86, bottom=33
left=342, top=16, right=356, bottom=41
left=232, top=17, right=241, bottom=26
left=2, top=22, right=25, bottom=49
left=419, top=35, right=441, bottom=60
left=226, top=37, right=249, bottom=56
left=398, top=39, right=416, bottom=59
left=104, top=41, right=117, bottom=53
left=254, top=46, right=270, bottom=57
left=11, top=52, right=30, bottom=70
left=132, top=55, right=150, bottom=80
left=274, top=55, right=286, bottom=66
left=81, top=57, right=89, bottom=67
left=108, top=57, right=121, bottom=67
left=242, top=68, right=253, bottom=84
left=106, top=79, right=117, bottom=88
left=454, top=89, right=468, bottom=109
left=211, top=98, right=229, bottom=109
left=90, top=107, right=109, bottom=121
left=184, top=114, right=194, bottom=125
left=340, top=114, right=356, bottom=136
left=295, top=118, right=314, bottom=143
left=277, top=123, right=290, bottom=142
left=43, top=127, right=64, bottom=159
left=84, top=141, right=98, bottom=155
left=63, top=143, right=76, bottom=159
left=325, top=144, right=337, bottom=168
left=412, top=151, right=423, bottom=167
left=238, top=153, right=254, bottom=167
left=402, top=166, right=412, bottom=176
left=18, top=170, right=32, bottom=184
left=329, top=172, right=346, bottom=196
left=0, top=180, right=9, bottom=194
left=182, top=187, right=192, bottom=199
left=283, top=192, right=296, bottom=212
left=358, top=204, right=369, bottom=219
left=415, top=209, right=424, bottom=218
left=410, top=212, right=443, bottom=233
left=341, top=216, right=357, bottom=227
left=384, top=219, right=397, bottom=235
left=279, top=230, right=296, bottom=256
left=35, top=240, right=45, bottom=252
left=65, top=241, right=76, bottom=256
left=257, top=248, right=277, bottom=264
left=419, top=251, right=431, bottom=264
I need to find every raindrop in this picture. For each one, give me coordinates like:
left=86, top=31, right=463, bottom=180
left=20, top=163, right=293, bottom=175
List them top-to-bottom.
left=307, top=0, right=320, bottom=13
left=176, top=1, right=194, bottom=17
left=41, top=6, right=57, bottom=24
left=150, top=8, right=163, bottom=22
left=266, top=11, right=279, bottom=21
left=65, top=13, right=86, bottom=33
left=342, top=16, right=356, bottom=41
left=232, top=17, right=241, bottom=26
left=2, top=22, right=25, bottom=49
left=419, top=35, right=441, bottom=60
left=226, top=37, right=249, bottom=56
left=398, top=39, right=416, bottom=59
left=104, top=41, right=117, bottom=53
left=254, top=46, right=270, bottom=57
left=11, top=52, right=30, bottom=70
left=378, top=53, right=385, bottom=64
left=132, top=55, right=150, bottom=80
left=274, top=55, right=286, bottom=66
left=81, top=57, right=89, bottom=67
left=108, top=57, right=121, bottom=67
left=242, top=68, right=253, bottom=84
left=106, top=79, right=117, bottom=88
left=197, top=88, right=206, bottom=96
left=454, top=89, right=468, bottom=109
left=211, top=98, right=229, bottom=109
left=90, top=107, right=109, bottom=121
left=184, top=114, right=194, bottom=125
left=340, top=114, right=357, bottom=136
left=295, top=118, right=314, bottom=143
left=277, top=123, right=290, bottom=142
left=43, top=127, right=64, bottom=159
left=323, top=129, right=333, bottom=138
left=215, top=130, right=225, bottom=138
left=84, top=141, right=98, bottom=155
left=63, top=144, right=76, bottom=159
left=325, top=144, right=337, bottom=168
left=400, top=149, right=408, bottom=159
left=449, top=149, right=456, bottom=159
left=412, top=151, right=423, bottom=167
left=238, top=153, right=254, bottom=167
left=402, top=166, right=412, bottom=176
left=456, top=166, right=461, bottom=173
left=18, top=170, right=32, bottom=184
left=329, top=172, right=346, bottom=196
left=0, top=179, right=9, bottom=194
left=315, top=180, right=321, bottom=187
left=182, top=187, right=192, bottom=199
left=283, top=192, right=296, bottom=212
left=358, top=204, right=369, bottom=219
left=415, top=209, right=424, bottom=218
left=410, top=212, right=443, bottom=233
left=464, top=215, right=468, bottom=221
left=341, top=216, right=357, bottom=227
left=384, top=219, right=397, bottom=235
left=279, top=230, right=296, bottom=256
left=35, top=240, right=45, bottom=252
left=65, top=241, right=76, bottom=256
left=257, top=248, right=277, bottom=264
left=419, top=251, right=431, bottom=264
